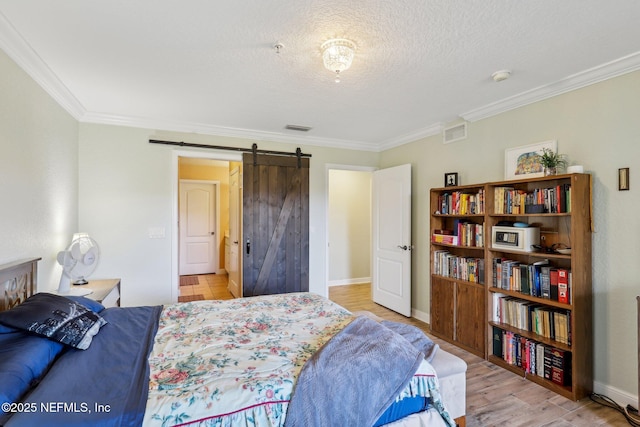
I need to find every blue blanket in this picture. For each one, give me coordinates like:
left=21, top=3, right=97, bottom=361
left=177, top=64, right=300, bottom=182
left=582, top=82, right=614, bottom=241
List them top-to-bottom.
left=5, top=305, right=162, bottom=427
left=285, top=316, right=440, bottom=427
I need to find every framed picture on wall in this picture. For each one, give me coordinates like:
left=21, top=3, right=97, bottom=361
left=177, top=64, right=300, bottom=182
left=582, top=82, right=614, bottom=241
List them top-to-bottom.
left=504, top=140, right=557, bottom=180
left=444, top=172, right=458, bottom=187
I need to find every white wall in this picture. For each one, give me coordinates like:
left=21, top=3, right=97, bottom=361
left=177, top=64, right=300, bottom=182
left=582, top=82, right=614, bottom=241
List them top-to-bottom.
left=0, top=49, right=79, bottom=289
left=380, top=70, right=640, bottom=406
left=77, top=127, right=380, bottom=306
left=328, top=169, right=372, bottom=285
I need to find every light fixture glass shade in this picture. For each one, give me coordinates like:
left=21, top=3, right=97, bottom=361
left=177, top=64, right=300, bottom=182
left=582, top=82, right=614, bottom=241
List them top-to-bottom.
left=321, top=38, right=356, bottom=82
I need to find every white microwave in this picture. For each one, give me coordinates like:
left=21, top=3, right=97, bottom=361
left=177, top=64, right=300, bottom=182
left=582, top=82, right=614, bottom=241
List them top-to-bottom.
left=491, top=226, right=540, bottom=252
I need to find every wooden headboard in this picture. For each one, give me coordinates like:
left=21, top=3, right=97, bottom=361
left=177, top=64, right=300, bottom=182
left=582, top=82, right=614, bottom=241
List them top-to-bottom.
left=0, top=257, right=40, bottom=311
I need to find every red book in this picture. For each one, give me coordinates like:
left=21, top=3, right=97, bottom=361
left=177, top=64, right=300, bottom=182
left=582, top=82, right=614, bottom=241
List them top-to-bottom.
left=550, top=269, right=559, bottom=301
left=557, top=269, right=570, bottom=304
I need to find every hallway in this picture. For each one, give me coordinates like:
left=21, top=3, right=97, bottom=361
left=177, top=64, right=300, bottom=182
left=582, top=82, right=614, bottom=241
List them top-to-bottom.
left=178, top=273, right=233, bottom=302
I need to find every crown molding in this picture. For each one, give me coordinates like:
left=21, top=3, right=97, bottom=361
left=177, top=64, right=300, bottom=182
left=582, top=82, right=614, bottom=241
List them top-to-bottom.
left=0, top=12, right=85, bottom=119
left=461, top=50, right=640, bottom=122
left=81, top=111, right=380, bottom=152
left=377, top=122, right=444, bottom=151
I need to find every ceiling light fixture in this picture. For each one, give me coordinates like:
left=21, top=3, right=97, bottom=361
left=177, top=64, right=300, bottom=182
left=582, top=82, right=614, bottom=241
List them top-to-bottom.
left=321, top=38, right=356, bottom=83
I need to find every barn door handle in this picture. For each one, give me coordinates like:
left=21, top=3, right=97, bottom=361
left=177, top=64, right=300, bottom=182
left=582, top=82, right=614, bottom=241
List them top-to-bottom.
left=246, top=238, right=251, bottom=255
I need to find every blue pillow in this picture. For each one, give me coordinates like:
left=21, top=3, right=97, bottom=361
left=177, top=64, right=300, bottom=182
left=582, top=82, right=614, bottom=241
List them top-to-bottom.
left=0, top=293, right=107, bottom=350
left=65, top=295, right=105, bottom=313
left=0, top=323, right=16, bottom=333
left=0, top=331, right=64, bottom=407
left=373, top=396, right=431, bottom=427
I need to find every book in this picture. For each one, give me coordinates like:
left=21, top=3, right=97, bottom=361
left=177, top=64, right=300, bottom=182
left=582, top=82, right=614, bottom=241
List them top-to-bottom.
left=540, top=266, right=552, bottom=298
left=549, top=268, right=559, bottom=301
left=557, top=268, right=570, bottom=304
left=492, top=326, right=503, bottom=358
left=543, top=346, right=553, bottom=380
left=550, top=348, right=572, bottom=386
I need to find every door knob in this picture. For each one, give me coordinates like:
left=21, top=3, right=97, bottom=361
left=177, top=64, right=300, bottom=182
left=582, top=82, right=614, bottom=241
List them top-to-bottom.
left=397, top=245, right=408, bottom=250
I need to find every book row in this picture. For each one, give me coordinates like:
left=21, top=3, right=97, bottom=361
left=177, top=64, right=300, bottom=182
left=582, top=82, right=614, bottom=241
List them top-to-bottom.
left=493, top=185, right=572, bottom=215
left=436, top=189, right=485, bottom=215
left=432, top=221, right=484, bottom=248
left=433, top=250, right=485, bottom=284
left=492, top=258, right=571, bottom=304
left=492, top=294, right=571, bottom=345
left=492, top=327, right=571, bottom=386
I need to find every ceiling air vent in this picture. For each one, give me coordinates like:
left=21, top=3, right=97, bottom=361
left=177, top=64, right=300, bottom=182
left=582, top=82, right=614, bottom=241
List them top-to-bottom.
left=443, top=122, right=467, bottom=144
left=285, top=124, right=312, bottom=132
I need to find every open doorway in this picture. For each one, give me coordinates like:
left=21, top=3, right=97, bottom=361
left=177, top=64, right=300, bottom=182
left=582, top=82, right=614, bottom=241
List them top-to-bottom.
left=171, top=150, right=242, bottom=303
left=326, top=165, right=375, bottom=293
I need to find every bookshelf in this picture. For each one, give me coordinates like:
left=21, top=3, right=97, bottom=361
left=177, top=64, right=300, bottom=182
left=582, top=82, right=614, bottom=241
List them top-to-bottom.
left=429, top=173, right=592, bottom=400
left=429, top=184, right=486, bottom=357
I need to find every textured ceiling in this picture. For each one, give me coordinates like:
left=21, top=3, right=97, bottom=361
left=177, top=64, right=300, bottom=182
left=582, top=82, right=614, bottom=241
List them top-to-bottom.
left=1, top=1, right=640, bottom=151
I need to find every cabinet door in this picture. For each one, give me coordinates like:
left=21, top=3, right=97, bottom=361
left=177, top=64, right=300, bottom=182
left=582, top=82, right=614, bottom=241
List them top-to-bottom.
left=430, top=276, right=454, bottom=340
left=456, top=282, right=484, bottom=354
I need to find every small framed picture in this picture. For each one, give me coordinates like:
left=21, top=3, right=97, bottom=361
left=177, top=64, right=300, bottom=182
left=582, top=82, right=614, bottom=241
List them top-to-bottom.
left=619, top=167, right=630, bottom=191
left=444, top=172, right=458, bottom=187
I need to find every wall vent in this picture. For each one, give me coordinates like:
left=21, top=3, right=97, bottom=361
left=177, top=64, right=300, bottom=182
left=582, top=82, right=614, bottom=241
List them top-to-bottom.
left=443, top=122, right=467, bottom=144
left=285, top=124, right=312, bottom=132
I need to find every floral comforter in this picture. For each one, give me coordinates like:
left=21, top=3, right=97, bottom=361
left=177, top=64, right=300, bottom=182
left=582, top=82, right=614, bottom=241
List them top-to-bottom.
left=143, top=293, right=444, bottom=427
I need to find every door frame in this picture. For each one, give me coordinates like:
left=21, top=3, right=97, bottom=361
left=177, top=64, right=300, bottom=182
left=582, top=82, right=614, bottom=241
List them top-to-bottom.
left=171, top=149, right=242, bottom=303
left=325, top=164, right=377, bottom=296
left=178, top=179, right=220, bottom=276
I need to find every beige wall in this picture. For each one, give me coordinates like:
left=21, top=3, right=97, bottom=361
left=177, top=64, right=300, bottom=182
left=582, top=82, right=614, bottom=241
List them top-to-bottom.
left=0, top=49, right=79, bottom=289
left=380, top=70, right=640, bottom=406
left=77, top=127, right=380, bottom=306
left=328, top=169, right=372, bottom=284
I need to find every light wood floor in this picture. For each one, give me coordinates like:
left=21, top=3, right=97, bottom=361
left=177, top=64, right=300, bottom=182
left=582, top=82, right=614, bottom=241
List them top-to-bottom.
left=178, top=273, right=233, bottom=301
left=180, top=279, right=629, bottom=426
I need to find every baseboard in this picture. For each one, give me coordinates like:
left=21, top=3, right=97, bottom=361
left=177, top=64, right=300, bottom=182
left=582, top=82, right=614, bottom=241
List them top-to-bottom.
left=328, top=277, right=371, bottom=287
left=411, top=308, right=430, bottom=325
left=593, top=380, right=638, bottom=409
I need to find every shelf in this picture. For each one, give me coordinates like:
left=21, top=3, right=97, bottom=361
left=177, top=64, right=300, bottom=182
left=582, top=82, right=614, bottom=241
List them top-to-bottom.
left=433, top=213, right=485, bottom=218
left=489, top=213, right=571, bottom=218
left=432, top=242, right=485, bottom=250
left=486, top=248, right=571, bottom=260
left=431, top=274, right=485, bottom=289
left=488, top=287, right=571, bottom=310
left=488, top=321, right=571, bottom=351
left=487, top=355, right=574, bottom=400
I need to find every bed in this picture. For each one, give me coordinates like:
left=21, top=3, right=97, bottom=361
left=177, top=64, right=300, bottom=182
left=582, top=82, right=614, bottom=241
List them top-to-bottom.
left=0, top=258, right=466, bottom=427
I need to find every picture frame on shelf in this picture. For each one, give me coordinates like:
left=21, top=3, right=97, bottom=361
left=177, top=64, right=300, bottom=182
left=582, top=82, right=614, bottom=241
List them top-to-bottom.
left=504, top=140, right=557, bottom=180
left=619, top=167, right=630, bottom=191
left=444, top=172, right=458, bottom=187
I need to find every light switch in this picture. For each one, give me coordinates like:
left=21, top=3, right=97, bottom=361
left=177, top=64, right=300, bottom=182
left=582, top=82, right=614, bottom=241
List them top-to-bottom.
left=148, top=227, right=166, bottom=238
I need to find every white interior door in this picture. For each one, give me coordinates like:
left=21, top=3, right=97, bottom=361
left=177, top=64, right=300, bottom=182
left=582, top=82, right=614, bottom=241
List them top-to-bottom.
left=372, top=164, right=412, bottom=316
left=228, top=167, right=242, bottom=297
left=179, top=180, right=217, bottom=275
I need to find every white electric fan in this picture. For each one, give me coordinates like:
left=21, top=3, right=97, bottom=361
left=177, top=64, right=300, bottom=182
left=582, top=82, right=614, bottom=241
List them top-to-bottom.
left=55, top=233, right=100, bottom=296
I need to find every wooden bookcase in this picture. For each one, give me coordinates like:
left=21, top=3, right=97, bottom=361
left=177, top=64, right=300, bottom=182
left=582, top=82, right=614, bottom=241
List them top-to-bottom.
left=429, top=173, right=592, bottom=400
left=429, top=183, right=487, bottom=357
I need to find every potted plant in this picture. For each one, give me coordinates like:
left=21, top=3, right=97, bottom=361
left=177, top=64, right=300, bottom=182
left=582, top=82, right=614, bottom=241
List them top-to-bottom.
left=538, top=148, right=567, bottom=175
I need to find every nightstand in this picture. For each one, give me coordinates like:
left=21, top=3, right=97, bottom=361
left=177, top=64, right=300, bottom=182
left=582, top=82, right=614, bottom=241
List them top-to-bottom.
left=75, top=279, right=121, bottom=308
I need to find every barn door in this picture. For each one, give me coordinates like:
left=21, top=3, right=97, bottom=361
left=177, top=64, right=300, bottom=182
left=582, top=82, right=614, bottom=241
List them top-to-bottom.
left=242, top=153, right=309, bottom=296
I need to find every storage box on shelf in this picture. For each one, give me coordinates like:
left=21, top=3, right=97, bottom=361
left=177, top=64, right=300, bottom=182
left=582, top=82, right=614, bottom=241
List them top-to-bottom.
left=429, top=173, right=592, bottom=401
left=485, top=173, right=592, bottom=401
left=430, top=184, right=486, bottom=357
